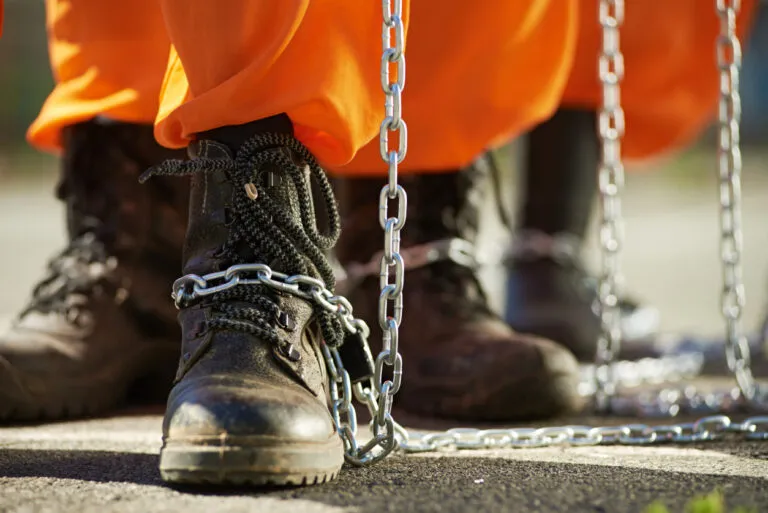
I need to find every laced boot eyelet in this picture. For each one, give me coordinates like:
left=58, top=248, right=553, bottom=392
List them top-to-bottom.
left=275, top=310, right=296, bottom=331
left=277, top=340, right=301, bottom=362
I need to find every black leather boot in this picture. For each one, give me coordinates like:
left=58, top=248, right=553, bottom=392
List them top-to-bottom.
left=506, top=108, right=659, bottom=361
left=152, top=116, right=345, bottom=486
left=0, top=119, right=188, bottom=421
left=334, top=157, right=583, bottom=421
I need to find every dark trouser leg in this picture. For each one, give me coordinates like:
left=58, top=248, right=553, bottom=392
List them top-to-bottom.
left=505, top=108, right=659, bottom=361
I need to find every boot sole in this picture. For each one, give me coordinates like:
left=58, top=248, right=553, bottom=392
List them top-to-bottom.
left=159, top=435, right=344, bottom=487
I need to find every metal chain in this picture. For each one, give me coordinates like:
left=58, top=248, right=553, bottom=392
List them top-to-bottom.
left=175, top=0, right=768, bottom=466
left=367, top=0, right=408, bottom=461
left=373, top=0, right=768, bottom=457
left=595, top=0, right=626, bottom=412
left=715, top=0, right=762, bottom=407
left=400, top=415, right=768, bottom=452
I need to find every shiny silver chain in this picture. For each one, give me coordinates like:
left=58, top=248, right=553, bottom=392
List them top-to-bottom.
left=360, top=0, right=409, bottom=463
left=381, top=0, right=768, bottom=456
left=595, top=0, right=626, bottom=412
left=715, top=0, right=762, bottom=407
left=400, top=415, right=768, bottom=452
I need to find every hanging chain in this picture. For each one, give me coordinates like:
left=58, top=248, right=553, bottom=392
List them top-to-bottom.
left=314, top=0, right=768, bottom=461
left=324, top=0, right=409, bottom=465
left=354, top=0, right=409, bottom=462
left=386, top=0, right=768, bottom=456
left=595, top=0, right=626, bottom=412
left=715, top=0, right=760, bottom=406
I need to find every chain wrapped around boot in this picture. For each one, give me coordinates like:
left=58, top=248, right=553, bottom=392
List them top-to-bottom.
left=141, top=121, right=366, bottom=486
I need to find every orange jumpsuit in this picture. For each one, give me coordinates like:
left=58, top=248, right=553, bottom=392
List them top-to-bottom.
left=25, top=0, right=756, bottom=174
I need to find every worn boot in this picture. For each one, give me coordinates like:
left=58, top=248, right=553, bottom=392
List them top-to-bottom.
left=152, top=117, right=345, bottom=486
left=0, top=119, right=189, bottom=421
left=334, top=158, right=583, bottom=421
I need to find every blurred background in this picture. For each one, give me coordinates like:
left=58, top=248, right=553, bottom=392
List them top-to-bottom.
left=0, top=1, right=767, bottom=341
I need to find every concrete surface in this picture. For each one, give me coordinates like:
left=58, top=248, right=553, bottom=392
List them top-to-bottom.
left=1, top=151, right=768, bottom=512
left=1, top=413, right=767, bottom=513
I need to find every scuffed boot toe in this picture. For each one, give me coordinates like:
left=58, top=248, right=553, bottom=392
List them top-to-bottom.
left=396, top=325, right=584, bottom=422
left=161, top=377, right=343, bottom=486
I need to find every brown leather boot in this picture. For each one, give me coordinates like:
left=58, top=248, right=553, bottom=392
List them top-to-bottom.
left=152, top=116, right=344, bottom=486
left=0, top=118, right=189, bottom=421
left=334, top=158, right=583, bottom=421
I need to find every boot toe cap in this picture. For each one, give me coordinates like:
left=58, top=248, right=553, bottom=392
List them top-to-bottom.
left=399, top=325, right=585, bottom=421
left=163, top=376, right=337, bottom=444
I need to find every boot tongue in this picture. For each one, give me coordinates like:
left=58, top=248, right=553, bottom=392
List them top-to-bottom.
left=181, top=136, right=317, bottom=280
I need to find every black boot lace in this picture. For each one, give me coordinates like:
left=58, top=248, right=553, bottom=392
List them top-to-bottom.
left=141, top=133, right=346, bottom=348
left=19, top=231, right=116, bottom=325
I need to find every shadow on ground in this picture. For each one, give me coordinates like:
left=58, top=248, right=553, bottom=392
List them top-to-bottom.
left=1, top=448, right=764, bottom=513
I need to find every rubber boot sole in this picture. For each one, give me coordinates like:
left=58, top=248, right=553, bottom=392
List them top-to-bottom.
left=159, top=435, right=344, bottom=487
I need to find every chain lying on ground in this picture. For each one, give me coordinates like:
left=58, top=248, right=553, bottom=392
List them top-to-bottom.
left=400, top=415, right=768, bottom=452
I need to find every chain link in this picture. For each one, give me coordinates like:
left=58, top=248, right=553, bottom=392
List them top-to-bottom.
left=595, top=0, right=626, bottom=412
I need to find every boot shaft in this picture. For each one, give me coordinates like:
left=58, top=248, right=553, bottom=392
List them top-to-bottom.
left=180, top=116, right=339, bottom=284
left=48, top=119, right=191, bottom=318
left=59, top=119, right=189, bottom=270
left=334, top=157, right=492, bottom=267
